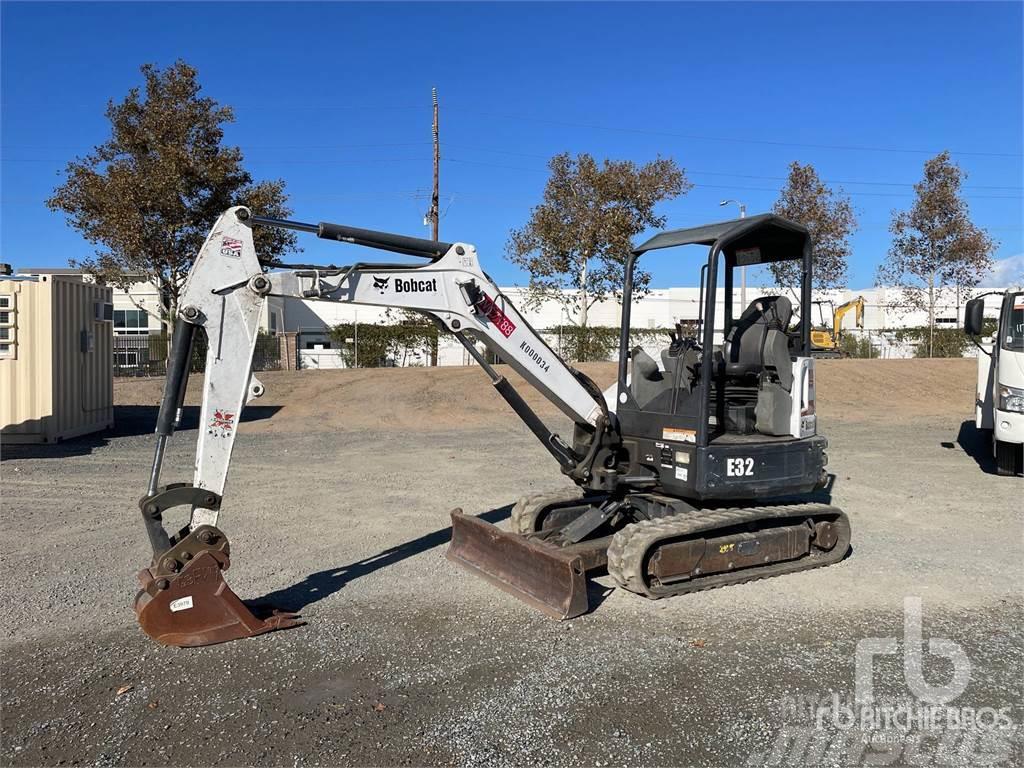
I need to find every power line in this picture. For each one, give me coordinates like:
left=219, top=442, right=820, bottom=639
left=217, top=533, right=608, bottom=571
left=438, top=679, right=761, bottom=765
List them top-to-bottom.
left=445, top=106, right=1024, bottom=158
left=7, top=138, right=1021, bottom=191
left=443, top=144, right=1023, bottom=190
left=2, top=156, right=433, bottom=166
left=443, top=158, right=1023, bottom=199
left=686, top=169, right=1022, bottom=192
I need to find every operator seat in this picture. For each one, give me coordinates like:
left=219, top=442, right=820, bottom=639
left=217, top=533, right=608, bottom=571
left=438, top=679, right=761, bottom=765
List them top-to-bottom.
left=724, top=296, right=793, bottom=386
left=724, top=296, right=796, bottom=436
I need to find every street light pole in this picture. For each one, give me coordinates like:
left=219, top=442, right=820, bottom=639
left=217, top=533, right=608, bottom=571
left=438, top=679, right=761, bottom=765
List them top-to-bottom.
left=720, top=199, right=747, bottom=308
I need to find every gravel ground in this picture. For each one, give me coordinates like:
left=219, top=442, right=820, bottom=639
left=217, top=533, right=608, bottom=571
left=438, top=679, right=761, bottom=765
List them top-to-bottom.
left=1, top=362, right=1022, bottom=767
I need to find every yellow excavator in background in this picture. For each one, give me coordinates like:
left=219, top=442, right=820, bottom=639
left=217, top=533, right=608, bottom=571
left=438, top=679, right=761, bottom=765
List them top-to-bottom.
left=810, top=296, right=865, bottom=358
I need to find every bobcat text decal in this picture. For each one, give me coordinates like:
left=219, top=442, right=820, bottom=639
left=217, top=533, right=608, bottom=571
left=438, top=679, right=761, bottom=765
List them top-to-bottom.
left=372, top=276, right=438, bottom=295
left=395, top=277, right=437, bottom=293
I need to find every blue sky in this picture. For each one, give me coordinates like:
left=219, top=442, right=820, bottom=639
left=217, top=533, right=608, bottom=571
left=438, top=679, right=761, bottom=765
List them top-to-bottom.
left=2, top=1, right=1022, bottom=289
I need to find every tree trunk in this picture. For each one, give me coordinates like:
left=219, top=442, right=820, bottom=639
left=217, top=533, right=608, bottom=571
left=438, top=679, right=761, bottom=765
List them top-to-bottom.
left=579, top=257, right=589, bottom=329
left=578, top=258, right=589, bottom=363
left=927, top=270, right=935, bottom=358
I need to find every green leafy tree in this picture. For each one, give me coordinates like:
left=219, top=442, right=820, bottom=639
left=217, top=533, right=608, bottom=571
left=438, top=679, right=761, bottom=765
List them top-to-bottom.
left=47, top=60, right=298, bottom=330
left=877, top=151, right=997, bottom=357
left=507, top=153, right=689, bottom=354
left=770, top=161, right=857, bottom=293
left=329, top=310, right=442, bottom=368
left=838, top=333, right=874, bottom=359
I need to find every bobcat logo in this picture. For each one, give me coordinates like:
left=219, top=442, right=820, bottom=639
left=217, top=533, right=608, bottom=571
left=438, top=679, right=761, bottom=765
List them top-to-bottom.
left=373, top=276, right=390, bottom=294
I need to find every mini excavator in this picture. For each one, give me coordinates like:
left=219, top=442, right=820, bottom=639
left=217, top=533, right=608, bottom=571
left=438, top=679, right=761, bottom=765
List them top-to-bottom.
left=135, top=207, right=852, bottom=646
left=809, top=296, right=866, bottom=358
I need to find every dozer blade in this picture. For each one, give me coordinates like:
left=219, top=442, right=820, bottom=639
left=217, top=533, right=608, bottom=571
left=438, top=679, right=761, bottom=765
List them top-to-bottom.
left=447, top=510, right=589, bottom=620
left=134, top=550, right=302, bottom=647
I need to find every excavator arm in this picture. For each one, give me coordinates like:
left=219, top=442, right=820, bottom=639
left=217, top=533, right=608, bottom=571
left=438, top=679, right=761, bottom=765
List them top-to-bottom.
left=135, top=207, right=614, bottom=646
left=833, top=296, right=865, bottom=337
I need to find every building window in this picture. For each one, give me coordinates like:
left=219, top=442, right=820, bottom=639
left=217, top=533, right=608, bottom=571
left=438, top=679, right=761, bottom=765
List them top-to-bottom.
left=113, top=309, right=150, bottom=335
left=0, top=311, right=10, bottom=325
left=270, top=312, right=278, bottom=334
left=0, top=327, right=10, bottom=341
left=114, top=350, right=140, bottom=368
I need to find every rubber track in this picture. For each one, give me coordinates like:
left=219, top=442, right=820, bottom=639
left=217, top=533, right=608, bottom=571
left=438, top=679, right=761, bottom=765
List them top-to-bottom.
left=509, top=488, right=585, bottom=535
left=606, top=503, right=851, bottom=599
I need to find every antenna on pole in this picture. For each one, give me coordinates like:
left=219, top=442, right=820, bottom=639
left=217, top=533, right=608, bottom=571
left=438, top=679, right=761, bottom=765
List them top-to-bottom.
left=429, top=87, right=440, bottom=241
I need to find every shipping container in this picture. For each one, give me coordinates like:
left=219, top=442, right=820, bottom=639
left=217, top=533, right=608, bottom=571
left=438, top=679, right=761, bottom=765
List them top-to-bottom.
left=1, top=274, right=114, bottom=443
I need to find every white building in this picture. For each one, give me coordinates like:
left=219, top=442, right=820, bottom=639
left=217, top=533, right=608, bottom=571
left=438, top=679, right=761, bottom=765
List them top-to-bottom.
left=15, top=267, right=1014, bottom=367
left=266, top=284, right=1007, bottom=366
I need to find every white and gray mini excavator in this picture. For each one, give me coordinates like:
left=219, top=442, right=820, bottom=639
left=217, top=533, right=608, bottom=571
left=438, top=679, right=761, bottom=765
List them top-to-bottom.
left=135, top=207, right=852, bottom=646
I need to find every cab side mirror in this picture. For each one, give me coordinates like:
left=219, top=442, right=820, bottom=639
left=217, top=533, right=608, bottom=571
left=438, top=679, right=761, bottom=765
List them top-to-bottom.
left=963, top=298, right=984, bottom=337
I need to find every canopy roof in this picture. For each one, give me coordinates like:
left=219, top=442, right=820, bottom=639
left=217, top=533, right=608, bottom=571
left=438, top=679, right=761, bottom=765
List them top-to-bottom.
left=633, top=214, right=808, bottom=262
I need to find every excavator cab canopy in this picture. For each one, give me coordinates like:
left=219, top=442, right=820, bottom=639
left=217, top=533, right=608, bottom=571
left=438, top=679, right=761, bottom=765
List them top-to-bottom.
left=632, top=213, right=809, bottom=264
left=616, top=214, right=814, bottom=451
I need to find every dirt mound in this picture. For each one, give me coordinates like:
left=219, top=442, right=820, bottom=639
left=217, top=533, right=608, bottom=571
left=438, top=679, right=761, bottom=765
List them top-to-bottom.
left=115, top=357, right=976, bottom=435
left=814, top=358, right=976, bottom=423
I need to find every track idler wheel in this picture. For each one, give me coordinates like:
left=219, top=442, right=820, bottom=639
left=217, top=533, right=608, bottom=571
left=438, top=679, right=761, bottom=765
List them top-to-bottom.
left=134, top=525, right=302, bottom=647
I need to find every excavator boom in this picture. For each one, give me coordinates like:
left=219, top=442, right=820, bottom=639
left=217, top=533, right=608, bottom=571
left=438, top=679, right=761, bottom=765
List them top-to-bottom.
left=135, top=207, right=612, bottom=645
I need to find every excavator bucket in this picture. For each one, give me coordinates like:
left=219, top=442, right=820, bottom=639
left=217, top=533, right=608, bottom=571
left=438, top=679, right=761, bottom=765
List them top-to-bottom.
left=447, top=510, right=589, bottom=620
left=134, top=550, right=302, bottom=647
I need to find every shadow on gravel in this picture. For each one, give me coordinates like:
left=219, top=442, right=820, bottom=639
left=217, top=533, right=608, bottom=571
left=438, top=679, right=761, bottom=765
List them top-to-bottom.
left=1, top=404, right=281, bottom=461
left=952, top=420, right=998, bottom=475
left=253, top=504, right=515, bottom=612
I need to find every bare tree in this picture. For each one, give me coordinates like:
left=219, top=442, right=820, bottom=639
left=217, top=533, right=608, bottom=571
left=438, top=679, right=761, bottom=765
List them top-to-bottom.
left=47, top=60, right=298, bottom=332
left=877, top=151, right=997, bottom=357
left=507, top=153, right=689, bottom=339
left=770, top=161, right=857, bottom=295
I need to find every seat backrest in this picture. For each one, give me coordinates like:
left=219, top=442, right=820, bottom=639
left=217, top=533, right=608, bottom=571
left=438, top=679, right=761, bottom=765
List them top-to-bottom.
left=725, top=296, right=793, bottom=368
left=764, top=328, right=794, bottom=390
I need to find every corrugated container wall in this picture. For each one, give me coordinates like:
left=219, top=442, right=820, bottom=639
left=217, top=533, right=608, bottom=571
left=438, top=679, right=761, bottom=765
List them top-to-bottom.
left=1, top=275, right=114, bottom=443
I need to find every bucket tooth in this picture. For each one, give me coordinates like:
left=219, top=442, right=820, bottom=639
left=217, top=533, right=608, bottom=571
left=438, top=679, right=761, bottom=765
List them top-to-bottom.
left=447, top=510, right=589, bottom=620
left=134, top=550, right=302, bottom=647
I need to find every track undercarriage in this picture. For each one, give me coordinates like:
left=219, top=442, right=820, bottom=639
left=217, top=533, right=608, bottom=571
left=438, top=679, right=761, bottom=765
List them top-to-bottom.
left=448, top=490, right=851, bottom=618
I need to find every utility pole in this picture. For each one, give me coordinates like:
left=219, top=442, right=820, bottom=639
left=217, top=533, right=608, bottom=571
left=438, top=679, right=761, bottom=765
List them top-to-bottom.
left=428, top=87, right=440, bottom=367
left=430, top=87, right=440, bottom=241
left=719, top=199, right=747, bottom=308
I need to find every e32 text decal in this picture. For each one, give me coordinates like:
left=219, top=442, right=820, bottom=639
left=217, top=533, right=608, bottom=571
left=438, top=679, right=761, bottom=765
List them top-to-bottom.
left=726, top=457, right=754, bottom=477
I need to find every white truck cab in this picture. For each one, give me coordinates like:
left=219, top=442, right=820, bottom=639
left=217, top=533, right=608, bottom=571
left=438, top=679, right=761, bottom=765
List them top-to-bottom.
left=966, top=291, right=1024, bottom=476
